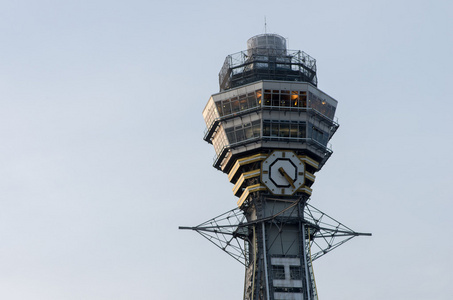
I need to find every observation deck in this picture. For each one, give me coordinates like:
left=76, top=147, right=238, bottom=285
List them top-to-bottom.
left=219, top=34, right=317, bottom=92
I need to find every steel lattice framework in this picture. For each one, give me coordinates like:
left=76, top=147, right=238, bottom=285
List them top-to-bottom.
left=179, top=198, right=371, bottom=267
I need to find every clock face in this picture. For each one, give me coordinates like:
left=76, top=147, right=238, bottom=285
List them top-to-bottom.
left=261, top=150, right=305, bottom=195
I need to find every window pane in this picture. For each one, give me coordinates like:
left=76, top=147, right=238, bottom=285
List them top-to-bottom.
left=256, top=89, right=262, bottom=105
left=264, top=91, right=271, bottom=106
left=272, top=92, right=280, bottom=106
left=291, top=92, right=299, bottom=107
left=280, top=94, right=290, bottom=107
left=247, top=96, right=256, bottom=108
left=239, top=98, right=248, bottom=111
left=231, top=99, right=240, bottom=113
left=223, top=100, right=231, bottom=115
left=252, top=120, right=261, bottom=137
left=263, top=122, right=270, bottom=136
left=271, top=123, right=279, bottom=137
left=279, top=123, right=289, bottom=137
left=290, top=123, right=298, bottom=138
left=298, top=124, right=306, bottom=138
left=245, top=127, right=253, bottom=139
left=236, top=129, right=245, bottom=142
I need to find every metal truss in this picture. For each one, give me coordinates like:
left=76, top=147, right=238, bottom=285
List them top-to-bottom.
left=179, top=200, right=370, bottom=266
left=303, top=204, right=371, bottom=261
left=179, top=208, right=250, bottom=266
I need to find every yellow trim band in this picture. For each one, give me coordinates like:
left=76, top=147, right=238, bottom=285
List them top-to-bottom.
left=228, top=153, right=267, bottom=182
left=298, top=155, right=319, bottom=169
left=232, top=169, right=261, bottom=196
left=305, top=171, right=316, bottom=182
left=237, top=184, right=267, bottom=207
left=297, top=186, right=313, bottom=195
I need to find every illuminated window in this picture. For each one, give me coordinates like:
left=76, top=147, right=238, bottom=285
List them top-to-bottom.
left=255, top=89, right=262, bottom=105
left=264, top=90, right=272, bottom=106
left=291, top=91, right=299, bottom=107
left=280, top=92, right=290, bottom=107
left=239, top=96, right=248, bottom=111
left=231, top=97, right=240, bottom=113
left=222, top=100, right=231, bottom=115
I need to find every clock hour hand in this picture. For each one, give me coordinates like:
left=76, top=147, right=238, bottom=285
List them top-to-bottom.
left=278, top=167, right=295, bottom=188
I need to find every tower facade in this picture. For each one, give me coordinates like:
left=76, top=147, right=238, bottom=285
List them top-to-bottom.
left=181, top=34, right=369, bottom=300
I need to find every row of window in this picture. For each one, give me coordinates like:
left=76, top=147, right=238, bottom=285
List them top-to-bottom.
left=214, top=89, right=335, bottom=120
left=262, top=89, right=307, bottom=108
left=215, top=90, right=261, bottom=117
left=308, top=92, right=335, bottom=119
left=215, top=120, right=329, bottom=147
left=225, top=120, right=261, bottom=145
left=263, top=121, right=306, bottom=139
left=264, top=121, right=329, bottom=146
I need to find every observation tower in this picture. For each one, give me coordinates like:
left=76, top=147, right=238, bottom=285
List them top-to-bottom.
left=180, top=34, right=370, bottom=300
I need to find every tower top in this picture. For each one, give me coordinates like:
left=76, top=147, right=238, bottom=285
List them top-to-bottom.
left=219, top=34, right=317, bottom=91
left=246, top=34, right=287, bottom=56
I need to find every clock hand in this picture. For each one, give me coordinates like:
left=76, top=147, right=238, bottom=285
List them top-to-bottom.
left=278, top=167, right=296, bottom=188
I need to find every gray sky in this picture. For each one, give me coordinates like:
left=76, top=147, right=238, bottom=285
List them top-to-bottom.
left=1, top=0, right=452, bottom=299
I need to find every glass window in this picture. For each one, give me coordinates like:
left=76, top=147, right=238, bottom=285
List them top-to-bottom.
left=255, top=62, right=268, bottom=68
left=256, top=89, right=262, bottom=105
left=264, top=90, right=271, bottom=106
left=291, top=91, right=299, bottom=107
left=272, top=92, right=280, bottom=107
left=299, top=92, right=307, bottom=108
left=280, top=93, right=290, bottom=107
left=247, top=95, right=256, bottom=108
left=239, top=97, right=248, bottom=111
left=231, top=98, right=240, bottom=113
left=222, top=100, right=231, bottom=115
left=216, top=102, right=222, bottom=114
left=252, top=120, right=261, bottom=137
left=262, top=120, right=307, bottom=139
left=263, top=121, right=270, bottom=136
left=271, top=122, right=279, bottom=137
left=279, top=123, right=290, bottom=137
left=289, top=123, right=299, bottom=138
left=298, top=124, right=306, bottom=138
left=310, top=125, right=328, bottom=146
left=225, top=127, right=236, bottom=144
left=236, top=128, right=244, bottom=142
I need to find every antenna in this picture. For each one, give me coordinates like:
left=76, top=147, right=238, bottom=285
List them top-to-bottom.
left=264, top=16, right=267, bottom=33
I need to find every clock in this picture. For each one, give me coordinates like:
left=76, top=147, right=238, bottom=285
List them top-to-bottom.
left=261, top=150, right=305, bottom=195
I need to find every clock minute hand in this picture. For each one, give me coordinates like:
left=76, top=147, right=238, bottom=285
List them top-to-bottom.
left=278, top=167, right=296, bottom=188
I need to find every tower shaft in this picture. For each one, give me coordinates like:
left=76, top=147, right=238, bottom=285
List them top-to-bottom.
left=243, top=195, right=317, bottom=300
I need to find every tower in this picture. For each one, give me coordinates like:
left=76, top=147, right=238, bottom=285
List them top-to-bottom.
left=180, top=34, right=370, bottom=300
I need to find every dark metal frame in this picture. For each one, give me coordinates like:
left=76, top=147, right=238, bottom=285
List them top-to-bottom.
left=219, top=49, right=318, bottom=92
left=179, top=198, right=371, bottom=267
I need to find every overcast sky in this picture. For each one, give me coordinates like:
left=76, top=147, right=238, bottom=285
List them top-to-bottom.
left=1, top=0, right=452, bottom=299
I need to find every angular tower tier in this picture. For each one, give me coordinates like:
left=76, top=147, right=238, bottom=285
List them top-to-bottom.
left=203, top=80, right=339, bottom=207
